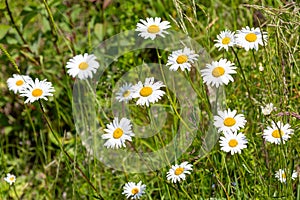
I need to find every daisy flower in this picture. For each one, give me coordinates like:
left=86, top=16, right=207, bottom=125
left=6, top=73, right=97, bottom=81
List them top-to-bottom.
left=135, top=17, right=171, bottom=40
left=235, top=26, right=268, bottom=51
left=214, top=30, right=235, bottom=51
left=166, top=47, right=199, bottom=71
left=66, top=53, right=99, bottom=80
left=200, top=58, right=236, bottom=88
left=7, top=74, right=32, bottom=94
left=131, top=77, right=165, bottom=107
left=20, top=78, right=55, bottom=103
left=115, top=82, right=134, bottom=103
left=261, top=103, right=276, bottom=116
left=214, top=109, right=247, bottom=133
left=102, top=117, right=134, bottom=149
left=263, top=121, right=294, bottom=144
left=219, top=131, right=248, bottom=155
left=166, top=161, right=193, bottom=183
left=275, top=169, right=298, bottom=183
left=4, top=173, right=16, bottom=185
left=122, top=181, right=146, bottom=199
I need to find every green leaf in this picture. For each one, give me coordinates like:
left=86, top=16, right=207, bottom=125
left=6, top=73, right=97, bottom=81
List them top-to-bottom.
left=0, top=24, right=11, bottom=40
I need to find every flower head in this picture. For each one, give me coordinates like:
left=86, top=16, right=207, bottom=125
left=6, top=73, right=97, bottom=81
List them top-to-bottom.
left=135, top=17, right=171, bottom=40
left=235, top=26, right=267, bottom=51
left=214, top=30, right=235, bottom=51
left=166, top=47, right=199, bottom=71
left=66, top=53, right=99, bottom=80
left=7, top=74, right=32, bottom=94
left=116, top=82, right=134, bottom=103
left=261, top=103, right=275, bottom=116
left=214, top=109, right=247, bottom=133
left=263, top=121, right=294, bottom=144
left=219, top=132, right=248, bottom=155
left=166, top=161, right=193, bottom=183
left=275, top=169, right=298, bottom=183
left=4, top=173, right=16, bottom=185
left=122, top=181, right=146, bottom=199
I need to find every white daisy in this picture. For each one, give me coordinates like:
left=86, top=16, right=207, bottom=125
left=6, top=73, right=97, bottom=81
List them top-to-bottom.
left=135, top=17, right=171, bottom=40
left=235, top=26, right=268, bottom=51
left=214, top=30, right=235, bottom=51
left=166, top=47, right=199, bottom=71
left=66, top=53, right=99, bottom=80
left=200, top=58, right=236, bottom=88
left=7, top=74, right=32, bottom=94
left=131, top=77, right=165, bottom=107
left=20, top=78, right=55, bottom=103
left=115, top=82, right=134, bottom=103
left=261, top=103, right=276, bottom=116
left=214, top=109, right=247, bottom=133
left=102, top=117, right=134, bottom=149
left=263, top=121, right=294, bottom=144
left=219, top=132, right=248, bottom=155
left=166, top=161, right=193, bottom=183
left=275, top=169, right=298, bottom=183
left=4, top=173, right=16, bottom=185
left=122, top=181, right=146, bottom=199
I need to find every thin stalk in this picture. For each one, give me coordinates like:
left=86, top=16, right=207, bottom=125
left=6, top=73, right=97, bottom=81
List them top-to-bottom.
left=0, top=44, right=20, bottom=74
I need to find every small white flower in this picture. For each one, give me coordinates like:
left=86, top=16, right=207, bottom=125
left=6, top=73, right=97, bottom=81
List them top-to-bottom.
left=135, top=17, right=171, bottom=40
left=235, top=26, right=268, bottom=51
left=214, top=30, right=235, bottom=51
left=166, top=47, right=199, bottom=71
left=66, top=53, right=99, bottom=80
left=201, top=58, right=236, bottom=88
left=258, top=63, right=264, bottom=72
left=7, top=74, right=32, bottom=94
left=131, top=77, right=165, bottom=107
left=20, top=78, right=55, bottom=103
left=115, top=82, right=134, bottom=103
left=261, top=103, right=275, bottom=115
left=214, top=109, right=247, bottom=133
left=102, top=117, right=134, bottom=149
left=263, top=121, right=294, bottom=144
left=219, top=132, right=248, bottom=155
left=166, top=161, right=193, bottom=183
left=275, top=169, right=298, bottom=183
left=4, top=173, right=16, bottom=185
left=122, top=181, right=146, bottom=199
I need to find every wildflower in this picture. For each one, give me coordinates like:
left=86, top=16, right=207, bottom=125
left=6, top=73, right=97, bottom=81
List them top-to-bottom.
left=135, top=17, right=171, bottom=40
left=235, top=26, right=267, bottom=51
left=214, top=30, right=235, bottom=51
left=166, top=47, right=199, bottom=71
left=66, top=53, right=99, bottom=80
left=201, top=58, right=236, bottom=88
left=258, top=63, right=264, bottom=72
left=7, top=74, right=32, bottom=94
left=131, top=77, right=165, bottom=107
left=20, top=78, right=55, bottom=103
left=116, top=82, right=134, bottom=103
left=261, top=103, right=275, bottom=115
left=214, top=109, right=247, bottom=133
left=102, top=117, right=134, bottom=149
left=263, top=121, right=294, bottom=144
left=219, top=132, right=248, bottom=155
left=166, top=161, right=193, bottom=183
left=275, top=169, right=298, bottom=183
left=4, top=173, right=16, bottom=185
left=122, top=181, right=146, bottom=199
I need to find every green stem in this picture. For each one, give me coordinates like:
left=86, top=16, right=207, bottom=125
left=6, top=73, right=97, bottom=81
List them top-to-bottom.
left=0, top=44, right=20, bottom=74
left=12, top=185, right=20, bottom=200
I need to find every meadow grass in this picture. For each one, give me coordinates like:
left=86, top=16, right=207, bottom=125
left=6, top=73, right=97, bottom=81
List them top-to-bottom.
left=0, top=0, right=299, bottom=199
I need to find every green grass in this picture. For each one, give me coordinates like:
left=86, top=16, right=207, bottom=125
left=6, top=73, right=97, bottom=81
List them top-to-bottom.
left=0, top=0, right=299, bottom=199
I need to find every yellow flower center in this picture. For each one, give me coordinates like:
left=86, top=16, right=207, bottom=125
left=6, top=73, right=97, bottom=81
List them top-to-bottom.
left=147, top=25, right=160, bottom=33
left=245, top=33, right=257, bottom=42
left=222, top=37, right=231, bottom=45
left=176, top=55, right=188, bottom=64
left=78, top=62, right=89, bottom=70
left=212, top=67, right=225, bottom=77
left=16, top=79, right=24, bottom=86
left=139, top=86, right=153, bottom=97
left=32, top=88, right=43, bottom=97
left=123, top=90, right=130, bottom=97
left=223, top=117, right=236, bottom=127
left=113, top=128, right=123, bottom=139
left=271, top=129, right=284, bottom=138
left=228, top=139, right=238, bottom=147
left=174, top=167, right=184, bottom=175
left=282, top=173, right=286, bottom=179
left=9, top=177, right=15, bottom=182
left=131, top=188, right=139, bottom=195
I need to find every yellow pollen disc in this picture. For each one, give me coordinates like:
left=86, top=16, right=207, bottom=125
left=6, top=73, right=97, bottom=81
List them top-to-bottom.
left=147, top=25, right=160, bottom=33
left=245, top=33, right=257, bottom=42
left=222, top=37, right=231, bottom=45
left=176, top=55, right=188, bottom=64
left=78, top=62, right=89, bottom=70
left=212, top=67, right=225, bottom=77
left=16, top=79, right=24, bottom=86
left=139, top=86, right=153, bottom=97
left=32, top=88, right=43, bottom=97
left=123, top=90, right=130, bottom=97
left=223, top=117, right=236, bottom=127
left=113, top=128, right=123, bottom=139
left=271, top=129, right=284, bottom=138
left=228, top=139, right=238, bottom=147
left=174, top=167, right=184, bottom=175
left=282, top=173, right=286, bottom=179
left=9, top=177, right=15, bottom=181
left=131, top=188, right=139, bottom=195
